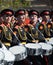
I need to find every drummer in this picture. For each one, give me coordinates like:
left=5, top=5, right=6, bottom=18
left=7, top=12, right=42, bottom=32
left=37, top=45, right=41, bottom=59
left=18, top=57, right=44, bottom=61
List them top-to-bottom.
left=0, top=9, right=14, bottom=48
left=28, top=10, right=45, bottom=42
left=40, top=10, right=53, bottom=40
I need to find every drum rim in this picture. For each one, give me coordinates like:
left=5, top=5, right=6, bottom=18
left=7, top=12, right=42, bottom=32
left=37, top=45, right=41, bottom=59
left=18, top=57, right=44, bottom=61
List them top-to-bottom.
left=25, top=43, right=42, bottom=49
left=39, top=43, right=52, bottom=51
left=9, top=46, right=26, bottom=54
left=0, top=50, right=5, bottom=61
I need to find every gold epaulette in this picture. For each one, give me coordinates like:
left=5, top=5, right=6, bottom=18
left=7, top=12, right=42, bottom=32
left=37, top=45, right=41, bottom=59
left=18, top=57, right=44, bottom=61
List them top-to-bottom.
left=45, top=38, right=50, bottom=41
left=32, top=40, right=39, bottom=43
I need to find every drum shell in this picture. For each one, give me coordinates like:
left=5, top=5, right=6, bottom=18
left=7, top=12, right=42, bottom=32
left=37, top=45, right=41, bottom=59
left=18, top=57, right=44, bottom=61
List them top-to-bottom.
left=47, top=42, right=53, bottom=51
left=47, top=42, right=53, bottom=53
left=25, top=43, right=42, bottom=56
left=39, top=43, right=52, bottom=56
left=52, top=45, right=53, bottom=51
left=26, top=47, right=42, bottom=56
left=41, top=49, right=52, bottom=55
left=14, top=52, right=27, bottom=61
left=0, top=59, right=4, bottom=65
left=0, top=60, right=4, bottom=65
left=4, top=61, right=14, bottom=65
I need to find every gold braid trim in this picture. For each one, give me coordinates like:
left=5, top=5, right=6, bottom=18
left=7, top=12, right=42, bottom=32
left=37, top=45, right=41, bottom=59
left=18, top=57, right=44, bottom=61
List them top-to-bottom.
left=3, top=26, right=12, bottom=41
left=29, top=26, right=38, bottom=38
left=18, top=27, right=27, bottom=41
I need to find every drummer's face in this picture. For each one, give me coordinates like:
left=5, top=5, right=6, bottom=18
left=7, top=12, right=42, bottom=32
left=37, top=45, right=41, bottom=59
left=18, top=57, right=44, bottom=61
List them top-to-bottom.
left=1, top=15, right=12, bottom=23
left=19, top=15, right=25, bottom=22
left=30, top=15, right=38, bottom=22
left=45, top=15, right=50, bottom=20
left=5, top=16, right=13, bottom=23
left=6, top=16, right=12, bottom=19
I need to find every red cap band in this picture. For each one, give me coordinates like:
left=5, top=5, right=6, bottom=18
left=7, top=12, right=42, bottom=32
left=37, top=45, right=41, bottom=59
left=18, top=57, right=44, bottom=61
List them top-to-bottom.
left=5, top=11, right=12, bottom=15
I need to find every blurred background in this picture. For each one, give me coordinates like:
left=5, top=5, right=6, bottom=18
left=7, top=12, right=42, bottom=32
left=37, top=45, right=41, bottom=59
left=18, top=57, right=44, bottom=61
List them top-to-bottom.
left=0, top=0, right=53, bottom=11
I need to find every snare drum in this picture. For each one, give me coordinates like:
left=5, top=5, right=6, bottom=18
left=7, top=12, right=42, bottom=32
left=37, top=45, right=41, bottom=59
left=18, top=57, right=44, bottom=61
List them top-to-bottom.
left=25, top=43, right=42, bottom=56
left=25, top=43, right=46, bottom=65
left=39, top=43, right=52, bottom=55
left=39, top=43, right=52, bottom=65
left=9, top=46, right=27, bottom=61
left=9, top=46, right=31, bottom=65
left=4, top=50, right=15, bottom=65
left=0, top=51, right=5, bottom=65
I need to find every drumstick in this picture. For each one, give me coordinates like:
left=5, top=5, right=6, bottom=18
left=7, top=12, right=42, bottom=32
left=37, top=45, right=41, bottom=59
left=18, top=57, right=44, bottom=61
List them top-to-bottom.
left=24, top=26, right=38, bottom=43
left=8, top=27, right=21, bottom=44
left=36, top=27, right=47, bottom=43
left=26, top=31, right=35, bottom=41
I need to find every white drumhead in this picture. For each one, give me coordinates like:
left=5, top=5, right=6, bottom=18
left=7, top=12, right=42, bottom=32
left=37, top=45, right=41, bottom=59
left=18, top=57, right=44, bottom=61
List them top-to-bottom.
left=25, top=43, right=41, bottom=49
left=39, top=43, right=52, bottom=50
left=9, top=46, right=26, bottom=55
left=4, top=50, right=15, bottom=62
left=0, top=51, right=4, bottom=61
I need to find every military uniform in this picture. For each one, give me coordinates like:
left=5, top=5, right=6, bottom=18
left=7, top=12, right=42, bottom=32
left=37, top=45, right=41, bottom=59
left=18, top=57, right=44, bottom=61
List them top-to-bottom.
left=0, top=9, right=14, bottom=48
left=28, top=10, right=45, bottom=42
left=40, top=10, right=53, bottom=38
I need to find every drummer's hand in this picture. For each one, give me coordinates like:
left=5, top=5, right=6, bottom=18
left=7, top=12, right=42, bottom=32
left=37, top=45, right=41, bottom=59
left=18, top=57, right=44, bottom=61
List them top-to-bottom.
left=45, top=38, right=50, bottom=41
left=32, top=40, right=39, bottom=43
left=21, top=42, right=26, bottom=45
